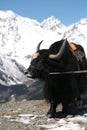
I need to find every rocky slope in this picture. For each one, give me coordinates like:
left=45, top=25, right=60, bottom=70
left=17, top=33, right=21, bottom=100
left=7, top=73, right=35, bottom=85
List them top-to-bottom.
left=0, top=100, right=87, bottom=130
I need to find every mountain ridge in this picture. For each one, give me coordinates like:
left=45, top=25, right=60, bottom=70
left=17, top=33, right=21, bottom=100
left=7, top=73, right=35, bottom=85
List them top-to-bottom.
left=0, top=10, right=87, bottom=85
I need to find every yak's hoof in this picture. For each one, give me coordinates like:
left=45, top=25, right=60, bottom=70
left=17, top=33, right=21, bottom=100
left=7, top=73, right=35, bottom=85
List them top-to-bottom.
left=47, top=112, right=56, bottom=118
left=47, top=114, right=55, bottom=118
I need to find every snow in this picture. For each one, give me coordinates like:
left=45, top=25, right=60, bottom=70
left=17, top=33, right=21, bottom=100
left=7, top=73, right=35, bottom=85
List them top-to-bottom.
left=0, top=54, right=27, bottom=85
left=10, top=117, right=30, bottom=124
left=40, top=123, right=84, bottom=130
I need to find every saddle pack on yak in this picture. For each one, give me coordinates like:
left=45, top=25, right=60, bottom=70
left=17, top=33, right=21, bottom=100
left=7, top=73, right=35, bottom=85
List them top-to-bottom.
left=68, top=42, right=84, bottom=62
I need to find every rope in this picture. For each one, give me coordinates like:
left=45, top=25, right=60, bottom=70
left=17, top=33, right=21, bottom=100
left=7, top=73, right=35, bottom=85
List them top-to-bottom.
left=49, top=70, right=87, bottom=75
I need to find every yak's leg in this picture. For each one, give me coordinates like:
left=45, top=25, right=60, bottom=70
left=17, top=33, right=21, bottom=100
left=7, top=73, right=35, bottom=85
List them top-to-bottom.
left=47, top=100, right=57, bottom=118
left=62, top=102, right=68, bottom=115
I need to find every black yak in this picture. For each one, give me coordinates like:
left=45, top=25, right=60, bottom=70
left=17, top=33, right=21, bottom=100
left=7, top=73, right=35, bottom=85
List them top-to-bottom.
left=25, top=39, right=87, bottom=118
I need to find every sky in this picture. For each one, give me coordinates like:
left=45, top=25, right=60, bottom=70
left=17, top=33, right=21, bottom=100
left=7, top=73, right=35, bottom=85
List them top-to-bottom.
left=0, top=0, right=87, bottom=26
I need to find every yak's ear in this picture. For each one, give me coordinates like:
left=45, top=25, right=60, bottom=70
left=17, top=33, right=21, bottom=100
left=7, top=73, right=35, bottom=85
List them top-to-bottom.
left=36, top=40, right=43, bottom=51
left=32, top=52, right=39, bottom=60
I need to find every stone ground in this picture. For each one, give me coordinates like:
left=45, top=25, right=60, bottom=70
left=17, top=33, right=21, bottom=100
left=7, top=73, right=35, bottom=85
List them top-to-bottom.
left=0, top=100, right=87, bottom=130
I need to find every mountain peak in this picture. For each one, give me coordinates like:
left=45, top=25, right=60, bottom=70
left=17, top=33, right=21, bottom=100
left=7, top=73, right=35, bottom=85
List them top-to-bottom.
left=0, top=10, right=18, bottom=19
left=41, top=16, right=67, bottom=32
left=42, top=16, right=61, bottom=23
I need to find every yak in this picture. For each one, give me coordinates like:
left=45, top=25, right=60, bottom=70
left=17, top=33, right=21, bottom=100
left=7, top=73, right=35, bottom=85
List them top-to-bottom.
left=25, top=39, right=87, bottom=118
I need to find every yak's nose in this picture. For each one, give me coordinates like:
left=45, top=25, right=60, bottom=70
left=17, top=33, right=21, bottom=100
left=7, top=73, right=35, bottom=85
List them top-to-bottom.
left=24, top=70, right=33, bottom=78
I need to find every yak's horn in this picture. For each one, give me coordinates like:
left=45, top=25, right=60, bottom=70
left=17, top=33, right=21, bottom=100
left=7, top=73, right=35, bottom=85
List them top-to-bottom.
left=49, top=39, right=67, bottom=60
left=36, top=40, right=43, bottom=51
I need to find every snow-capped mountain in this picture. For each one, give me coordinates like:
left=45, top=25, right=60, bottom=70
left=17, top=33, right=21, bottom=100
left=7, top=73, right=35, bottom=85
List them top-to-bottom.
left=0, top=10, right=87, bottom=86
left=0, top=11, right=60, bottom=68
left=63, top=18, right=87, bottom=52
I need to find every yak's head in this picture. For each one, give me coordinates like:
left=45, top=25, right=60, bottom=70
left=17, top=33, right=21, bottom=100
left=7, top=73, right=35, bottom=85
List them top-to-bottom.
left=25, top=39, right=67, bottom=80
